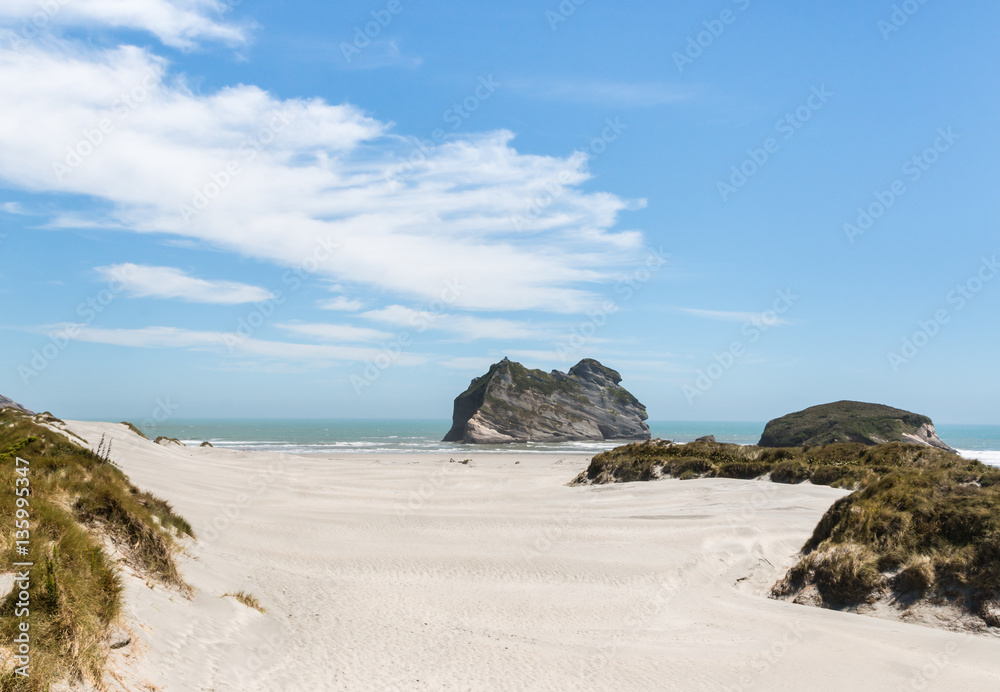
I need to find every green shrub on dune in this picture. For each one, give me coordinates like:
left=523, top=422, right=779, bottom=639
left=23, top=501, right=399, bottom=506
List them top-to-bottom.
left=573, top=438, right=967, bottom=487
left=774, top=464, right=1000, bottom=617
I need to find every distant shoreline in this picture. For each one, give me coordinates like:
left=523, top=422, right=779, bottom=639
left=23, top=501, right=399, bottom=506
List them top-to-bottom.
left=97, top=418, right=1000, bottom=464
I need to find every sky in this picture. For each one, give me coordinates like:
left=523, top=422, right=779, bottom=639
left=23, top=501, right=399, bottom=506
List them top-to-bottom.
left=0, top=0, right=997, bottom=424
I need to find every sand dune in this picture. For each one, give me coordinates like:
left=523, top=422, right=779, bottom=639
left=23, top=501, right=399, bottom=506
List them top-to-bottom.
left=65, top=421, right=1000, bottom=691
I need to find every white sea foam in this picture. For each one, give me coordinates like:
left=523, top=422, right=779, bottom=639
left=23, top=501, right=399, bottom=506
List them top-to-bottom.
left=958, top=449, right=1000, bottom=467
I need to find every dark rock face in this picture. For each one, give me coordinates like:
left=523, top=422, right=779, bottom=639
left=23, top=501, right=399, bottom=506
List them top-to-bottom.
left=443, top=358, right=650, bottom=444
left=0, top=395, right=32, bottom=414
left=758, top=401, right=954, bottom=451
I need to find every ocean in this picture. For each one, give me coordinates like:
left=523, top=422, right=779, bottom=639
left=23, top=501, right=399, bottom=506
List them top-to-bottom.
left=134, top=419, right=1000, bottom=466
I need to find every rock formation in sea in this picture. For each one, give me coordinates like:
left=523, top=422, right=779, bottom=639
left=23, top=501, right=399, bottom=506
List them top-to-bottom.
left=443, top=357, right=650, bottom=444
left=0, top=394, right=33, bottom=414
left=758, top=400, right=954, bottom=451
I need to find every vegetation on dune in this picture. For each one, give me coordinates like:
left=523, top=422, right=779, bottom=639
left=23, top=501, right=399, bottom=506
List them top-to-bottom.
left=0, top=409, right=193, bottom=690
left=119, top=421, right=148, bottom=440
left=571, top=438, right=953, bottom=488
left=573, top=438, right=1000, bottom=629
left=773, top=465, right=1000, bottom=622
left=223, top=590, right=266, bottom=614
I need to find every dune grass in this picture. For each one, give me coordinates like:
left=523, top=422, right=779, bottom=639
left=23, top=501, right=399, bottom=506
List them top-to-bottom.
left=0, top=409, right=193, bottom=690
left=119, top=421, right=148, bottom=440
left=574, top=438, right=1000, bottom=628
left=773, top=464, right=1000, bottom=619
left=223, top=590, right=266, bottom=614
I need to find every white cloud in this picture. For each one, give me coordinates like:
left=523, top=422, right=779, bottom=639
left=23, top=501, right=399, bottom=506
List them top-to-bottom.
left=0, top=0, right=250, bottom=50
left=0, top=18, right=648, bottom=317
left=1, top=201, right=27, bottom=214
left=96, top=263, right=274, bottom=304
left=317, top=296, right=364, bottom=312
left=362, top=305, right=542, bottom=341
left=674, top=307, right=790, bottom=325
left=276, top=322, right=392, bottom=343
left=50, top=324, right=427, bottom=364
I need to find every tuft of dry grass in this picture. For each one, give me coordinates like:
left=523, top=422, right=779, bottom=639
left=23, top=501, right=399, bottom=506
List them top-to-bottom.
left=119, top=421, right=148, bottom=440
left=895, top=555, right=936, bottom=597
left=223, top=590, right=266, bottom=614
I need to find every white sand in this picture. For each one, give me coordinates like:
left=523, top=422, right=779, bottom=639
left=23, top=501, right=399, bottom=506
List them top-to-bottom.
left=63, top=421, right=1000, bottom=691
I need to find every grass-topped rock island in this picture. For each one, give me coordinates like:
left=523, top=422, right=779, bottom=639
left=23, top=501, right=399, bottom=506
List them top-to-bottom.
left=758, top=400, right=955, bottom=451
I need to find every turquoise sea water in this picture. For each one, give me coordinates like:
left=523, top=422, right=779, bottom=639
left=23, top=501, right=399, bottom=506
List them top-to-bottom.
left=133, top=419, right=1000, bottom=466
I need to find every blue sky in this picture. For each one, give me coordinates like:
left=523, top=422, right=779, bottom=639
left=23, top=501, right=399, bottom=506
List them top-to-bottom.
left=1, top=0, right=998, bottom=424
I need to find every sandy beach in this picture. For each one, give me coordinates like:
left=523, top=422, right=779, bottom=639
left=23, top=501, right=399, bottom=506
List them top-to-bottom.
left=63, top=421, right=1000, bottom=692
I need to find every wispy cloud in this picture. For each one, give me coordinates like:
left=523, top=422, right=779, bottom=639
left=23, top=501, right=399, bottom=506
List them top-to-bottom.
left=0, top=0, right=252, bottom=50
left=0, top=36, right=645, bottom=315
left=334, top=39, right=422, bottom=70
left=1, top=201, right=27, bottom=215
left=96, top=264, right=274, bottom=304
left=317, top=296, right=364, bottom=312
left=362, top=305, right=542, bottom=341
left=673, top=307, right=790, bottom=325
left=276, top=322, right=392, bottom=343
left=48, top=324, right=427, bottom=365
left=438, top=356, right=502, bottom=371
